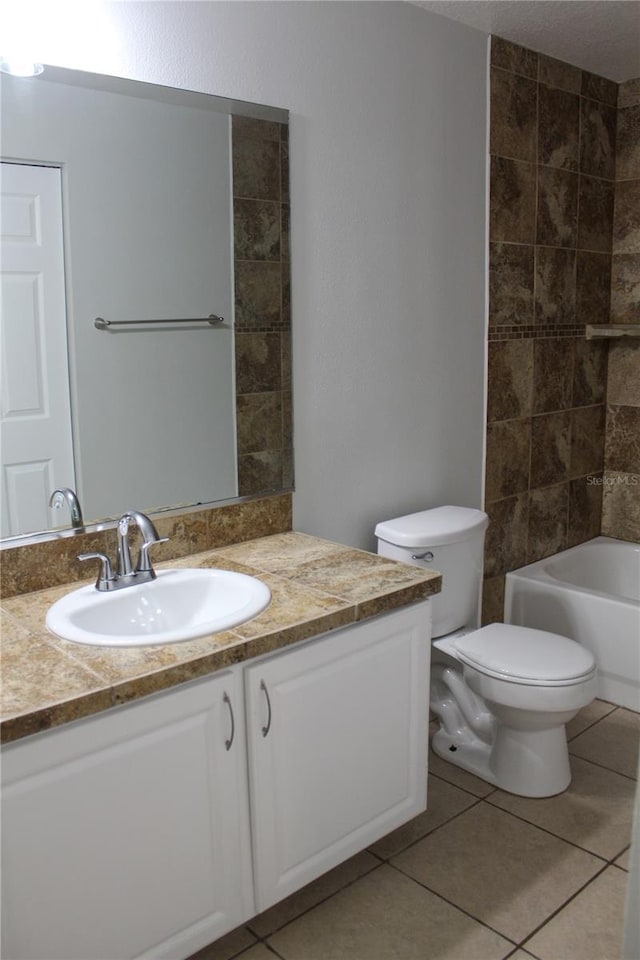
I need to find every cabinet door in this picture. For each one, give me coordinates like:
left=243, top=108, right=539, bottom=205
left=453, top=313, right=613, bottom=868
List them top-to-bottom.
left=245, top=602, right=430, bottom=911
left=1, top=670, right=253, bottom=960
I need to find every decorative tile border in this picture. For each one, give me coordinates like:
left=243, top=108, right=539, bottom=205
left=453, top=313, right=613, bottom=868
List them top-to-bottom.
left=488, top=325, right=587, bottom=341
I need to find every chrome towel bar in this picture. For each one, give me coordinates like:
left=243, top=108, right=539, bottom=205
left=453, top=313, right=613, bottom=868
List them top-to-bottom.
left=94, top=314, right=224, bottom=330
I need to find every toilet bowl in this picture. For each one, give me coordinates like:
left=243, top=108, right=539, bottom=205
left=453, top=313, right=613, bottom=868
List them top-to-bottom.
left=375, top=506, right=597, bottom=798
left=431, top=623, right=597, bottom=796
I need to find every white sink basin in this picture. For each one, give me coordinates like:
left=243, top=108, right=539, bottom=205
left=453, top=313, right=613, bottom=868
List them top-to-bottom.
left=46, top=569, right=271, bottom=647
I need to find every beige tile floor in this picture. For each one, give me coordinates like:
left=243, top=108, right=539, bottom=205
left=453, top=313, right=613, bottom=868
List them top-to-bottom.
left=191, top=701, right=639, bottom=960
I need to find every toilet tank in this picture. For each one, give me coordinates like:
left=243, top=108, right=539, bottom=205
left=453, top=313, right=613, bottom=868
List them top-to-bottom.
left=375, top=506, right=489, bottom=638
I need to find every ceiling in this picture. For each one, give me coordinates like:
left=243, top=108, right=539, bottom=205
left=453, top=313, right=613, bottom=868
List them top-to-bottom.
left=412, top=1, right=639, bottom=82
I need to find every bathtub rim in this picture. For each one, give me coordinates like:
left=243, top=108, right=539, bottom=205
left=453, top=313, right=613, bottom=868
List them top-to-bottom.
left=503, top=536, right=640, bottom=711
left=504, top=536, right=640, bottom=608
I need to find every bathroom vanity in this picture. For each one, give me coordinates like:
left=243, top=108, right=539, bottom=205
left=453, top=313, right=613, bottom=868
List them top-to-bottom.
left=0, top=532, right=440, bottom=960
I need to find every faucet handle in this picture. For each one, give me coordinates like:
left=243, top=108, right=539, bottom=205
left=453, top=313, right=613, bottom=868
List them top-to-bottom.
left=137, top=537, right=170, bottom=576
left=78, top=552, right=116, bottom=591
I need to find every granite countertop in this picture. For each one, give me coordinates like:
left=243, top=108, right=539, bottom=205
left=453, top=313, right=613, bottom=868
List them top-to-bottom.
left=0, top=532, right=441, bottom=744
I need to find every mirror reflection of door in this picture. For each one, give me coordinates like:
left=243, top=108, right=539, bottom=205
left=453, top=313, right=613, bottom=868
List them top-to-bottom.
left=0, top=161, right=76, bottom=537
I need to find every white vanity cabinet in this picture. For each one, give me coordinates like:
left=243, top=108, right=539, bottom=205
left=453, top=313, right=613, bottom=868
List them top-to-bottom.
left=1, top=601, right=430, bottom=960
left=245, top=603, right=430, bottom=911
left=1, top=668, right=253, bottom=960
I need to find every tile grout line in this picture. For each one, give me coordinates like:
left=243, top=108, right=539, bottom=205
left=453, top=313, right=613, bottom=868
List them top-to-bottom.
left=566, top=703, right=619, bottom=741
left=568, top=748, right=639, bottom=783
left=428, top=765, right=499, bottom=800
left=387, top=788, right=628, bottom=947
left=367, top=792, right=488, bottom=863
left=480, top=793, right=620, bottom=863
left=388, top=832, right=612, bottom=959
left=245, top=857, right=386, bottom=942
left=385, top=857, right=520, bottom=951
left=517, top=859, right=612, bottom=954
left=227, top=937, right=288, bottom=960
left=260, top=943, right=287, bottom=960
left=504, top=946, right=541, bottom=960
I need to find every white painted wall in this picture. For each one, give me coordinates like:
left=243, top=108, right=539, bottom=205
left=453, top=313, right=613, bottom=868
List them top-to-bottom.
left=37, top=0, right=488, bottom=549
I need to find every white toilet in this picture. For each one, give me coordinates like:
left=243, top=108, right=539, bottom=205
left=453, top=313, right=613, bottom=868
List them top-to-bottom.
left=375, top=505, right=597, bottom=798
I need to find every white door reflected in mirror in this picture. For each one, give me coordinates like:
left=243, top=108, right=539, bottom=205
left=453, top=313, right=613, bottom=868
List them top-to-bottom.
left=0, top=163, right=76, bottom=538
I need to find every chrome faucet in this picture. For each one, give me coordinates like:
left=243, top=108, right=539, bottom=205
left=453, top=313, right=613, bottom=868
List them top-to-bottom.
left=49, top=487, right=84, bottom=529
left=79, top=510, right=169, bottom=591
left=116, top=510, right=167, bottom=580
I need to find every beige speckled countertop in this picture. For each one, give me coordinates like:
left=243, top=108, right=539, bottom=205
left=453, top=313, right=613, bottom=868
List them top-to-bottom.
left=1, top=532, right=441, bottom=744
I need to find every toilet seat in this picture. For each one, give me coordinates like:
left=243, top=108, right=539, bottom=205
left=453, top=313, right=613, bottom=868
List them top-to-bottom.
left=450, top=623, right=596, bottom=687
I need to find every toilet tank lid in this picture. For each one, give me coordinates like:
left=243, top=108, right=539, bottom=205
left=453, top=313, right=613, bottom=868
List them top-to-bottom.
left=375, top=506, right=488, bottom=548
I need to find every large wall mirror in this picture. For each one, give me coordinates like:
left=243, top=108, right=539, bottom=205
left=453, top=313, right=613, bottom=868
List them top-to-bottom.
left=0, top=65, right=292, bottom=543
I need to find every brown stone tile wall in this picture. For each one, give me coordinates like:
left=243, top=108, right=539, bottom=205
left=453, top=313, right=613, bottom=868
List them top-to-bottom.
left=484, top=39, right=617, bottom=620
left=488, top=42, right=617, bottom=344
left=602, top=77, right=640, bottom=540
left=232, top=117, right=293, bottom=495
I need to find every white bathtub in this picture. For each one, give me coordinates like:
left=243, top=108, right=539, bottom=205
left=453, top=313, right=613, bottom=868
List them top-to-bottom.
left=504, top=537, right=640, bottom=712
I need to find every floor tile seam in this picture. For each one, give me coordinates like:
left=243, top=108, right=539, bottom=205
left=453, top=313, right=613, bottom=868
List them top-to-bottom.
left=566, top=706, right=618, bottom=741
left=615, top=706, right=640, bottom=719
left=567, top=744, right=636, bottom=779
left=568, top=749, right=639, bottom=781
left=428, top=767, right=498, bottom=801
left=370, top=794, right=487, bottom=863
left=481, top=795, right=613, bottom=861
left=606, top=842, right=633, bottom=868
left=368, top=848, right=386, bottom=863
left=245, top=858, right=385, bottom=940
left=384, top=859, right=520, bottom=949
left=516, top=859, right=612, bottom=953
left=199, top=929, right=258, bottom=960
left=224, top=932, right=262, bottom=960
left=258, top=942, right=286, bottom=960
left=504, top=946, right=541, bottom=960
left=508, top=947, right=542, bottom=960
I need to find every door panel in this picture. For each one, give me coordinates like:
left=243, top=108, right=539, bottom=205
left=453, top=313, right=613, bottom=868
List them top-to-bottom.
left=1, top=162, right=75, bottom=537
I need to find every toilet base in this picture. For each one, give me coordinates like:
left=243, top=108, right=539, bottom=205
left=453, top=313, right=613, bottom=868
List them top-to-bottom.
left=431, top=722, right=572, bottom=798
left=431, top=726, right=497, bottom=787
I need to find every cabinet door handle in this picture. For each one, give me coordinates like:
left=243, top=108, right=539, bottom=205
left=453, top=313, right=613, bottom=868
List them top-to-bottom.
left=260, top=680, right=272, bottom=737
left=223, top=692, right=235, bottom=750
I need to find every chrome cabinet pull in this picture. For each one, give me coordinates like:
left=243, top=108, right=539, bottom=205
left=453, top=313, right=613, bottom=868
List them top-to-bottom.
left=260, top=680, right=272, bottom=737
left=223, top=692, right=235, bottom=751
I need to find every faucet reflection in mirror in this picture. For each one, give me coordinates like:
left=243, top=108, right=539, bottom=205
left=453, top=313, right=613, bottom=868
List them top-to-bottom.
left=0, top=66, right=291, bottom=544
left=49, top=488, right=84, bottom=530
